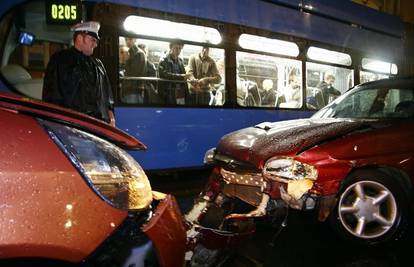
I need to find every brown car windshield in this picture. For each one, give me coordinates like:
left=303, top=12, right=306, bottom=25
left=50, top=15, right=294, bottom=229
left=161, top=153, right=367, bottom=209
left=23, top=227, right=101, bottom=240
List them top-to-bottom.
left=312, top=86, right=414, bottom=119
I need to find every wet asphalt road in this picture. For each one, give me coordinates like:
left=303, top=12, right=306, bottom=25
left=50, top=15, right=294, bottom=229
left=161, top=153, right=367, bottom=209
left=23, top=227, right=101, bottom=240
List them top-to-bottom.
left=151, top=173, right=414, bottom=267
left=228, top=211, right=413, bottom=267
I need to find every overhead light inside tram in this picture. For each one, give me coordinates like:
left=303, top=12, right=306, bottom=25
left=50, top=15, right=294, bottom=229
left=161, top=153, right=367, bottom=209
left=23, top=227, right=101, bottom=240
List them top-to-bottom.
left=123, top=15, right=222, bottom=45
left=238, top=34, right=299, bottom=57
left=307, top=46, right=352, bottom=66
left=362, top=58, right=398, bottom=74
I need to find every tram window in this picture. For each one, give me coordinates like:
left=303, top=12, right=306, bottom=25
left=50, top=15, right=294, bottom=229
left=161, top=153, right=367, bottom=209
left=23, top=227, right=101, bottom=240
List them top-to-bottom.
left=238, top=34, right=299, bottom=57
left=118, top=36, right=225, bottom=106
left=307, top=46, right=352, bottom=66
left=236, top=51, right=302, bottom=108
left=361, top=58, right=398, bottom=75
left=306, top=62, right=354, bottom=110
left=360, top=71, right=389, bottom=83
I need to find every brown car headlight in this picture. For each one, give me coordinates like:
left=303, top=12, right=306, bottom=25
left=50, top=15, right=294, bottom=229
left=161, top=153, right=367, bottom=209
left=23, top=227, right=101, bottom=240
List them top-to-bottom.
left=41, top=120, right=152, bottom=210
left=263, top=157, right=318, bottom=182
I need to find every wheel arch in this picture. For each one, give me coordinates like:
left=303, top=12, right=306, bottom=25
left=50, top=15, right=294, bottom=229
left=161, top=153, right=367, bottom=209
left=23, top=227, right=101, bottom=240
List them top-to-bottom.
left=318, top=165, right=412, bottom=222
left=328, top=165, right=412, bottom=245
left=338, top=165, right=413, bottom=200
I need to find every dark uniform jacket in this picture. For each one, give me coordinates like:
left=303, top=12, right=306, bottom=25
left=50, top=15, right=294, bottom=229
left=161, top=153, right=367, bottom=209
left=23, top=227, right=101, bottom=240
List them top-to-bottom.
left=42, top=47, right=114, bottom=123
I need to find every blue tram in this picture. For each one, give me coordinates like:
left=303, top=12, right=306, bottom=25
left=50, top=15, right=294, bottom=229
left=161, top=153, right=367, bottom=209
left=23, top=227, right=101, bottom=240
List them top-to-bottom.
left=0, top=0, right=404, bottom=171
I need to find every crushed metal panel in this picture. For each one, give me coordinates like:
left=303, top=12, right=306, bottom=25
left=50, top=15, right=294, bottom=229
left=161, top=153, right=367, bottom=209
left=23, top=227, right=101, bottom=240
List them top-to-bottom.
left=222, top=183, right=262, bottom=206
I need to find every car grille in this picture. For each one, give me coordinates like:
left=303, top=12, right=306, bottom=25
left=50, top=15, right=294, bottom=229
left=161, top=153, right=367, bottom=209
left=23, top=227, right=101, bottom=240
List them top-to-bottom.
left=213, top=152, right=257, bottom=171
left=220, top=168, right=264, bottom=207
left=220, top=168, right=263, bottom=187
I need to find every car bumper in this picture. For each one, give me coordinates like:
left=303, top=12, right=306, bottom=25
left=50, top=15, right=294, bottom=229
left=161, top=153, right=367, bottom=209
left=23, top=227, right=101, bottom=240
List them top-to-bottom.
left=85, top=194, right=186, bottom=267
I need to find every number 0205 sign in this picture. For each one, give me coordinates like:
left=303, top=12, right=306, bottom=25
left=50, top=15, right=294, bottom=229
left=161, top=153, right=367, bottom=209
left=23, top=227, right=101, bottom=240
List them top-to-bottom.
left=46, top=0, right=82, bottom=25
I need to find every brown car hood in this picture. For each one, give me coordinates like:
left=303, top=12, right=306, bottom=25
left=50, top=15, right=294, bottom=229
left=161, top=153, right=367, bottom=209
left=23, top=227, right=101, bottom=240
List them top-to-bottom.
left=0, top=92, right=146, bottom=150
left=216, top=118, right=378, bottom=167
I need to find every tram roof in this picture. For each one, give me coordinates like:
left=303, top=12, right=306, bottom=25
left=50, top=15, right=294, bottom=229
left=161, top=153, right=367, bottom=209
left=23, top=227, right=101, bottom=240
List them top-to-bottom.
left=265, top=0, right=403, bottom=38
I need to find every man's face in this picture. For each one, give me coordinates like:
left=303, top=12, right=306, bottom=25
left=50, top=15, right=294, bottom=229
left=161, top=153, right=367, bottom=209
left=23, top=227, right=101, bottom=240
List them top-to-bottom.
left=79, top=34, right=98, bottom=56
left=126, top=38, right=135, bottom=48
left=170, top=44, right=183, bottom=58
left=119, top=46, right=129, bottom=64
left=201, top=47, right=209, bottom=58
left=290, top=77, right=299, bottom=88
left=327, top=77, right=335, bottom=85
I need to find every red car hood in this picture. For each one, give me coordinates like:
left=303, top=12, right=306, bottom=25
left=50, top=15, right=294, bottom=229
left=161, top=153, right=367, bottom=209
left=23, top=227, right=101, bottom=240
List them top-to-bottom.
left=0, top=92, right=146, bottom=150
left=216, top=118, right=384, bottom=167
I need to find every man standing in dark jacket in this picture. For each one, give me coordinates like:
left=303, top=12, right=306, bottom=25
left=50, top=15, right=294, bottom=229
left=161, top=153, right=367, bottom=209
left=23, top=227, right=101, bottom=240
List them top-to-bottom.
left=42, top=21, right=115, bottom=126
left=123, top=37, right=146, bottom=104
left=158, top=40, right=191, bottom=105
left=315, top=73, right=341, bottom=109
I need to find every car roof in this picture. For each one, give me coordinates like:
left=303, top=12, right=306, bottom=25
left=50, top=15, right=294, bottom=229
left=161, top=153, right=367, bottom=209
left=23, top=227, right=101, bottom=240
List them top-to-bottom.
left=358, top=76, right=414, bottom=88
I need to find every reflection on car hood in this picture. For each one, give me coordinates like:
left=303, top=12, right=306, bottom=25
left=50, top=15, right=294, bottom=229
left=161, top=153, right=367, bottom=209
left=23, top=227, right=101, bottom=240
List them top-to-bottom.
left=0, top=92, right=146, bottom=150
left=216, top=118, right=379, bottom=167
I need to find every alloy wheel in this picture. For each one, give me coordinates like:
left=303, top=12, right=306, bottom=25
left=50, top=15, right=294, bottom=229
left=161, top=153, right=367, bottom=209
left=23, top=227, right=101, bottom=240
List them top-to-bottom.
left=338, top=180, right=397, bottom=239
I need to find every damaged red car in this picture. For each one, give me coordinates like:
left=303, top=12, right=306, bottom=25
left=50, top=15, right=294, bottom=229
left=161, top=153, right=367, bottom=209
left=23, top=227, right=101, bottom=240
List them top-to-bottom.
left=186, top=77, right=414, bottom=250
left=0, top=93, right=187, bottom=267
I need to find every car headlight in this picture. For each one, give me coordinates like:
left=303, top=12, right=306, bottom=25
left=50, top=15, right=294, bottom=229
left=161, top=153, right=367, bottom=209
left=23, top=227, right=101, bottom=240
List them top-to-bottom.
left=41, top=120, right=152, bottom=210
left=203, top=147, right=216, bottom=165
left=263, top=157, right=318, bottom=182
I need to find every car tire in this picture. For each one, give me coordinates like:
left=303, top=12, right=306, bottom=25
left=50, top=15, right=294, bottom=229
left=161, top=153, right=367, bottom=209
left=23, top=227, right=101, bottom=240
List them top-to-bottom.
left=328, top=169, right=409, bottom=246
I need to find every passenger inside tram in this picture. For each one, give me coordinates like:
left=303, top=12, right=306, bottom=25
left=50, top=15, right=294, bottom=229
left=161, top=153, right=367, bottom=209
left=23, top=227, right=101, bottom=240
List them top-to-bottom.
left=118, top=36, right=225, bottom=106
left=122, top=37, right=147, bottom=104
left=158, top=40, right=190, bottom=105
left=137, top=43, right=160, bottom=104
left=118, top=44, right=129, bottom=77
left=187, top=46, right=222, bottom=105
left=210, top=58, right=226, bottom=106
left=305, top=59, right=354, bottom=110
left=278, top=72, right=302, bottom=108
left=314, top=73, right=341, bottom=108
left=261, top=79, right=276, bottom=107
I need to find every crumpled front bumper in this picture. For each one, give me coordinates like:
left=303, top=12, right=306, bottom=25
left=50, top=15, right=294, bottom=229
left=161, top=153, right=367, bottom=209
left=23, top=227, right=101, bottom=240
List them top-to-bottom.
left=183, top=167, right=339, bottom=265
left=219, top=167, right=322, bottom=211
left=183, top=168, right=262, bottom=265
left=143, top=194, right=187, bottom=267
left=185, top=195, right=256, bottom=266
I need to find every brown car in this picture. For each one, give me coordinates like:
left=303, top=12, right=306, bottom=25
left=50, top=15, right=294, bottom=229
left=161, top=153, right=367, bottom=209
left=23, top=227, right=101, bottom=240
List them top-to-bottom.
left=186, top=77, right=414, bottom=259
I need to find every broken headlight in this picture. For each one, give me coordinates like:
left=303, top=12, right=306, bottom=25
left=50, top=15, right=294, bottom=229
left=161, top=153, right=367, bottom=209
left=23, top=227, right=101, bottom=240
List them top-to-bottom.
left=41, top=120, right=152, bottom=210
left=204, top=147, right=216, bottom=165
left=263, top=157, right=318, bottom=182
